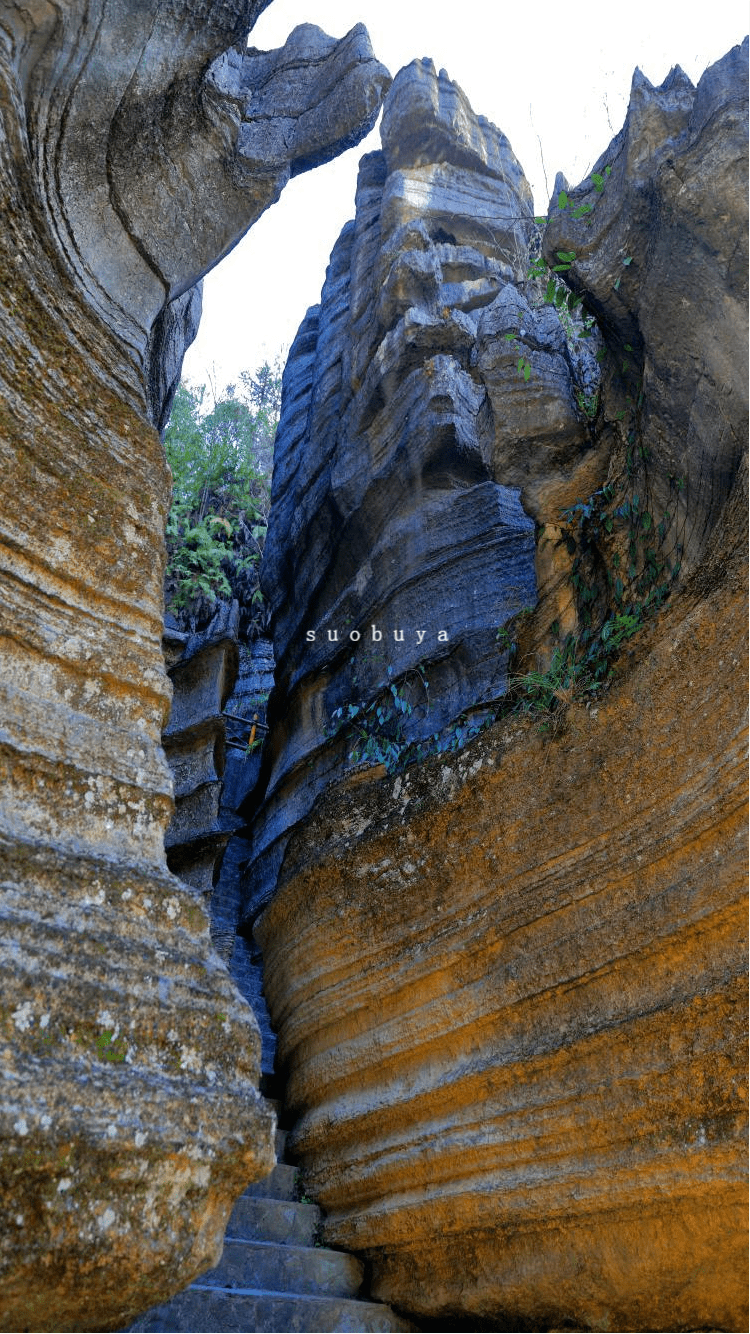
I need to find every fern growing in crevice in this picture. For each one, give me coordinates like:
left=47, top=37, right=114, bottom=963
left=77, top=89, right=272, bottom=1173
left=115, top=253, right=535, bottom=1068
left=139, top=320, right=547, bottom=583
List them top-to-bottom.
left=163, top=363, right=281, bottom=637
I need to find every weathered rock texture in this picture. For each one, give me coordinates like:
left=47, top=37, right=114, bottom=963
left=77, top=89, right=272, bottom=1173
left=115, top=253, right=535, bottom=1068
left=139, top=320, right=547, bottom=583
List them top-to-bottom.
left=0, top=4, right=388, bottom=1330
left=542, top=43, right=749, bottom=579
left=254, top=45, right=748, bottom=1332
left=248, top=58, right=607, bottom=922
left=162, top=602, right=241, bottom=895
left=210, top=637, right=279, bottom=1087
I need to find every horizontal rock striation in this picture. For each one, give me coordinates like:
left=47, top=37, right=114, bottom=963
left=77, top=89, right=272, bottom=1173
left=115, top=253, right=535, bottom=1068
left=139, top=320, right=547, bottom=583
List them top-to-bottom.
left=10, top=2, right=389, bottom=426
left=0, top=3, right=389, bottom=1329
left=255, top=43, right=749, bottom=1333
left=248, top=59, right=603, bottom=923
left=258, top=514, right=748, bottom=1329
left=162, top=602, right=241, bottom=894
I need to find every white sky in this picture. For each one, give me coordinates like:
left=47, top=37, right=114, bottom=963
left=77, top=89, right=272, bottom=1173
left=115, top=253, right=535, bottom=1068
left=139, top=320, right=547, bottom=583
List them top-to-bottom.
left=182, top=0, right=747, bottom=396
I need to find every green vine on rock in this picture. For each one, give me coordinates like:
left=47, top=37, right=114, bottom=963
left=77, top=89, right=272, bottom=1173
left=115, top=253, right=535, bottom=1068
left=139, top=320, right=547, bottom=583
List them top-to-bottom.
left=507, top=157, right=688, bottom=727
left=527, top=164, right=614, bottom=323
left=575, top=386, right=600, bottom=420
left=502, top=439, right=686, bottom=731
left=327, top=661, right=500, bottom=776
left=327, top=664, right=430, bottom=773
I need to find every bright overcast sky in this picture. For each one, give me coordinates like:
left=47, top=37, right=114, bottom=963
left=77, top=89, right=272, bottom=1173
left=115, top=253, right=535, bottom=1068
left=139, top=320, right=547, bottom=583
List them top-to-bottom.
left=182, top=0, right=747, bottom=397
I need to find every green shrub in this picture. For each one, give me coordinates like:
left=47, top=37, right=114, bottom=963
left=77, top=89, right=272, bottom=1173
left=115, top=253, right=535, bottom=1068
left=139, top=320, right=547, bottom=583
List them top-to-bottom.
left=163, top=363, right=280, bottom=626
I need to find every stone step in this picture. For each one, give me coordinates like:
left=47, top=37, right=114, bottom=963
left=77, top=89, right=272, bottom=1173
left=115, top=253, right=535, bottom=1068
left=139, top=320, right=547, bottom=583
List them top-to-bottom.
left=243, top=1160, right=297, bottom=1200
left=227, top=1193, right=321, bottom=1247
left=204, top=1237, right=364, bottom=1297
left=129, top=1284, right=417, bottom=1332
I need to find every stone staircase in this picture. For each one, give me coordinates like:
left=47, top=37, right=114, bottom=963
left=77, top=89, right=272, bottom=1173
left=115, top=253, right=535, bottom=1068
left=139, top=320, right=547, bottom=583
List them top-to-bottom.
left=132, top=637, right=416, bottom=1331
left=128, top=1111, right=415, bottom=1333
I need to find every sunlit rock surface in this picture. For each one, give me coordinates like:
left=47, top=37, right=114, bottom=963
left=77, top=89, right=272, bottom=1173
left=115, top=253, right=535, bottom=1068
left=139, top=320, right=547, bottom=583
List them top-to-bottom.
left=0, top=3, right=389, bottom=1329
left=255, top=45, right=748, bottom=1333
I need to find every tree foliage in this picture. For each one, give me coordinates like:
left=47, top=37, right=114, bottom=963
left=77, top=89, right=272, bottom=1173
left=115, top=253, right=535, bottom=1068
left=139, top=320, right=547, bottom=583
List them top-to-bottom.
left=163, top=362, right=281, bottom=634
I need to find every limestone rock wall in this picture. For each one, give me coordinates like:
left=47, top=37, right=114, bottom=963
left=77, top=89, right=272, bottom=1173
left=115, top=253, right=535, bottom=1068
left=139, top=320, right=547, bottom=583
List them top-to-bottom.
left=0, top=4, right=389, bottom=1330
left=541, top=40, right=748, bottom=577
left=254, top=43, right=748, bottom=1333
left=248, top=58, right=606, bottom=924
left=258, top=508, right=747, bottom=1331
left=162, top=602, right=241, bottom=895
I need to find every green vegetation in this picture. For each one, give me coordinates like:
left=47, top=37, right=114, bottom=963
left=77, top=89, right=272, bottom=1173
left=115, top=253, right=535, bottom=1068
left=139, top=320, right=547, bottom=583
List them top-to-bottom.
left=506, top=157, right=684, bottom=727
left=522, top=165, right=618, bottom=363
left=503, top=170, right=613, bottom=386
left=163, top=362, right=281, bottom=625
left=575, top=386, right=600, bottom=419
left=503, top=458, right=685, bottom=730
left=510, top=611, right=642, bottom=725
left=328, top=662, right=496, bottom=776
left=328, top=665, right=430, bottom=773
left=96, top=1029, right=128, bottom=1064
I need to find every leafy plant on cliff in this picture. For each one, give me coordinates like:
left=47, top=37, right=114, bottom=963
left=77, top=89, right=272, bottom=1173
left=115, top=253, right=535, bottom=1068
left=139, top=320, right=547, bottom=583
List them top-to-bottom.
left=500, top=160, right=687, bottom=726
left=528, top=167, right=613, bottom=315
left=164, top=362, right=281, bottom=634
left=502, top=457, right=685, bottom=728
left=510, top=610, right=642, bottom=720
left=329, top=658, right=508, bottom=775
left=328, top=665, right=430, bottom=773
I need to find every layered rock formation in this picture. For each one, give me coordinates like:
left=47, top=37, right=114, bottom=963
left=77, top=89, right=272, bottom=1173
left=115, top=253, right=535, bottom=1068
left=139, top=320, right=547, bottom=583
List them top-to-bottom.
left=0, top=4, right=388, bottom=1329
left=254, top=45, right=748, bottom=1332
left=248, top=58, right=607, bottom=921
left=162, top=601, right=241, bottom=894
left=210, top=638, right=279, bottom=1089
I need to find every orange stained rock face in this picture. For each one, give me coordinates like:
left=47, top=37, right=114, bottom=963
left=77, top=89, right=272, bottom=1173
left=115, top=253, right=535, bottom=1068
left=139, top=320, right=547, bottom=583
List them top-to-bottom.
left=257, top=469, right=748, bottom=1333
